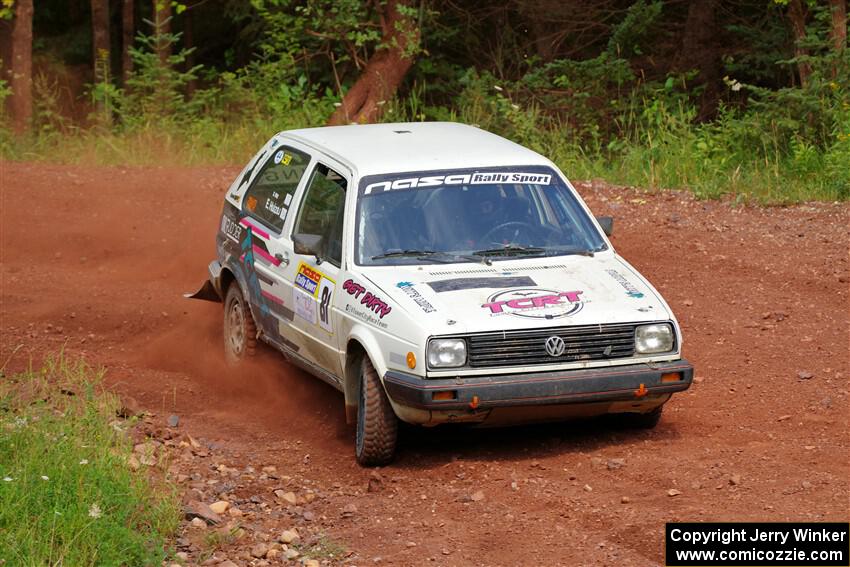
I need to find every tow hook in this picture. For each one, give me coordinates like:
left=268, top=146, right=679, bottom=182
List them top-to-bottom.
left=634, top=383, right=648, bottom=398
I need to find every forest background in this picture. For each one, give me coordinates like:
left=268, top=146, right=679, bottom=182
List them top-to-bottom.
left=1, top=0, right=847, bottom=203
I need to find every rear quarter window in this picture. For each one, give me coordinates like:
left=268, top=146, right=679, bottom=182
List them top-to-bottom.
left=242, top=147, right=310, bottom=232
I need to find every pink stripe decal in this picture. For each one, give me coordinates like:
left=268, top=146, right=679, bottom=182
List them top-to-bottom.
left=239, top=218, right=270, bottom=240
left=252, top=245, right=281, bottom=266
left=261, top=290, right=284, bottom=305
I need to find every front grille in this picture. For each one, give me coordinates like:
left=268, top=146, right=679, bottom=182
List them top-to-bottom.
left=465, top=322, right=648, bottom=368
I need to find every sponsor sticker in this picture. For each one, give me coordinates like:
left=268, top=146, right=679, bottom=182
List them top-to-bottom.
left=273, top=150, right=293, bottom=166
left=363, top=171, right=552, bottom=195
left=221, top=215, right=243, bottom=243
left=293, top=262, right=335, bottom=333
left=294, top=262, right=322, bottom=296
left=605, top=269, right=644, bottom=298
left=342, top=279, right=392, bottom=319
left=396, top=282, right=437, bottom=313
left=294, top=288, right=317, bottom=325
left=481, top=288, right=584, bottom=319
left=344, top=304, right=388, bottom=329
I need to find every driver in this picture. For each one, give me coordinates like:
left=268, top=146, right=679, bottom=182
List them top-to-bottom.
left=471, top=187, right=510, bottom=245
left=471, top=187, right=541, bottom=247
left=477, top=194, right=503, bottom=224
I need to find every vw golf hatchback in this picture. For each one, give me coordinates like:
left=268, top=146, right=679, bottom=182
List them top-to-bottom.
left=190, top=122, right=693, bottom=465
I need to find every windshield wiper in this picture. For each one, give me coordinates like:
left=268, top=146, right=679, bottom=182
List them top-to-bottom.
left=472, top=244, right=547, bottom=258
left=543, top=245, right=601, bottom=257
left=545, top=247, right=596, bottom=258
left=371, top=249, right=459, bottom=262
left=372, top=249, right=488, bottom=265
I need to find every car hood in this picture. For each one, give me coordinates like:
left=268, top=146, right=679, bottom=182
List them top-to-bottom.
left=359, top=254, right=671, bottom=335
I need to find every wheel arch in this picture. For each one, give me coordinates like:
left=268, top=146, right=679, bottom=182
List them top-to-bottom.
left=219, top=262, right=252, bottom=309
left=219, top=266, right=237, bottom=296
left=343, top=329, right=389, bottom=424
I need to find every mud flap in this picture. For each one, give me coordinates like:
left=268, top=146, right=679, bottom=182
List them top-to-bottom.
left=184, top=280, right=221, bottom=303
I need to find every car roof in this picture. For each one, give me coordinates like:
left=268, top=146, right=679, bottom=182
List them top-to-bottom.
left=280, top=122, right=552, bottom=178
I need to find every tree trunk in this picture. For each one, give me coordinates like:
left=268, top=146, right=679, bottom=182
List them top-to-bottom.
left=9, top=0, right=33, bottom=133
left=91, top=0, right=110, bottom=84
left=122, top=0, right=134, bottom=83
left=153, top=0, right=172, bottom=66
left=327, top=0, right=419, bottom=125
left=678, top=0, right=721, bottom=120
left=787, top=0, right=811, bottom=88
left=829, top=0, right=847, bottom=78
left=830, top=0, right=847, bottom=52
left=184, top=5, right=195, bottom=96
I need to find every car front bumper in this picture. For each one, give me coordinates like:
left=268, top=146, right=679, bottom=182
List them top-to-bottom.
left=383, top=360, right=693, bottom=416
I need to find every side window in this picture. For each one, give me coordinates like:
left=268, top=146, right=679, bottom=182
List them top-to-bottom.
left=242, top=146, right=310, bottom=232
left=294, top=164, right=347, bottom=266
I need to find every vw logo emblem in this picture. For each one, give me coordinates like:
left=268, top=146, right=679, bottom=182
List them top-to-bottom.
left=544, top=335, right=566, bottom=357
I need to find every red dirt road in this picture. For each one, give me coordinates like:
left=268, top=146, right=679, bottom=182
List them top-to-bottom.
left=1, top=162, right=848, bottom=566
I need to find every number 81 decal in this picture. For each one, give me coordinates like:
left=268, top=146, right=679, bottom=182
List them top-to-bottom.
left=317, top=277, right=335, bottom=333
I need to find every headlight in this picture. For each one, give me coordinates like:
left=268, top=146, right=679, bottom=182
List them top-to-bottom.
left=635, top=323, right=674, bottom=354
left=427, top=338, right=467, bottom=368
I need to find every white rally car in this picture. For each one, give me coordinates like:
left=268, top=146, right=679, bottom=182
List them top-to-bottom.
left=190, top=122, right=693, bottom=465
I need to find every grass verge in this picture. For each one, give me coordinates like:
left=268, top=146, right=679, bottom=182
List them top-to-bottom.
left=3, top=120, right=846, bottom=205
left=0, top=354, right=179, bottom=566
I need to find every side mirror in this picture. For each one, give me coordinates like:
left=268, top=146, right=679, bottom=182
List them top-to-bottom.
left=596, top=216, right=613, bottom=237
left=293, top=233, right=324, bottom=258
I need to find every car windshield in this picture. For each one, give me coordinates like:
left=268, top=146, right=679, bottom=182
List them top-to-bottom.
left=355, top=166, right=607, bottom=266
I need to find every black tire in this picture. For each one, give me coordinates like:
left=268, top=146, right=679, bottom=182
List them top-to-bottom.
left=223, top=284, right=257, bottom=365
left=355, top=357, right=398, bottom=466
left=622, top=405, right=663, bottom=429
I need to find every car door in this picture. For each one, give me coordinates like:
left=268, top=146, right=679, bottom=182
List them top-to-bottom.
left=236, top=142, right=313, bottom=347
left=278, top=158, right=351, bottom=380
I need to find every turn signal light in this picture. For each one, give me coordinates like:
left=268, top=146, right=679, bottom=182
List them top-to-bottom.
left=406, top=352, right=416, bottom=369
left=661, top=372, right=682, bottom=383
left=432, top=390, right=456, bottom=401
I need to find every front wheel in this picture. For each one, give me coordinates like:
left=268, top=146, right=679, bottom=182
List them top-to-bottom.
left=223, top=284, right=257, bottom=365
left=355, top=357, right=398, bottom=466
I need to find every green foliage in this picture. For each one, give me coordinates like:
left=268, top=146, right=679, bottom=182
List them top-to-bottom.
left=0, top=0, right=13, bottom=20
left=4, top=0, right=848, bottom=203
left=250, top=0, right=386, bottom=97
left=606, top=0, right=664, bottom=57
left=724, top=4, right=791, bottom=85
left=119, top=28, right=202, bottom=126
left=0, top=59, right=11, bottom=108
left=0, top=62, right=11, bottom=153
left=33, top=72, right=71, bottom=139
left=0, top=354, right=179, bottom=565
left=301, top=534, right=347, bottom=561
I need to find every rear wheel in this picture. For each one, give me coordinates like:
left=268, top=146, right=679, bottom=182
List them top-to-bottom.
left=223, top=284, right=257, bottom=364
left=355, top=357, right=398, bottom=466
left=622, top=405, right=663, bottom=429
